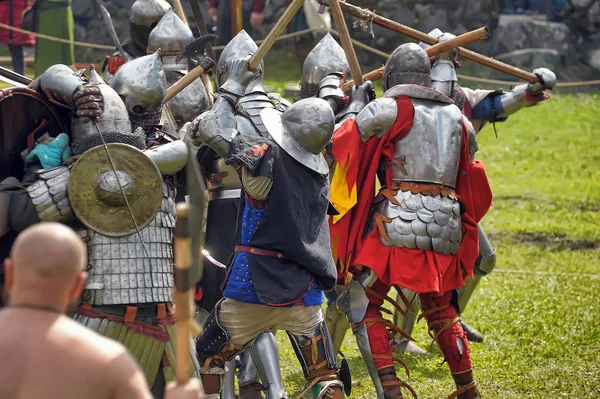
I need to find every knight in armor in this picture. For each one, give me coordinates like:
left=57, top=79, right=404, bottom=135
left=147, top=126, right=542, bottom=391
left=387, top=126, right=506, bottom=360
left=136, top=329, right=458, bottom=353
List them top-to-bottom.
left=103, top=0, right=171, bottom=81
left=147, top=9, right=210, bottom=128
left=182, top=29, right=289, bottom=399
left=390, top=29, right=557, bottom=354
left=298, top=33, right=376, bottom=355
left=328, top=43, right=493, bottom=398
left=186, top=55, right=346, bottom=399
left=6, top=59, right=199, bottom=398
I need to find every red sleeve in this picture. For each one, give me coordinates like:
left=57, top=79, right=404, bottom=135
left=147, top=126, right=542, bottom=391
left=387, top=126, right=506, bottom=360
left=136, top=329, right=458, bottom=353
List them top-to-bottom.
left=208, top=0, right=217, bottom=8
left=252, top=0, right=266, bottom=13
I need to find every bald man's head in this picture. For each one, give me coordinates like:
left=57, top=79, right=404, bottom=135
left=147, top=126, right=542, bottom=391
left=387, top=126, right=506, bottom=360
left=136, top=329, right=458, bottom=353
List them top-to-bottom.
left=5, top=223, right=88, bottom=309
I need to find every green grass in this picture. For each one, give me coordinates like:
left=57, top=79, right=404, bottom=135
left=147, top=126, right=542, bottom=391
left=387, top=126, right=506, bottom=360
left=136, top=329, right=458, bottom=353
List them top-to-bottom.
left=266, top=93, right=600, bottom=398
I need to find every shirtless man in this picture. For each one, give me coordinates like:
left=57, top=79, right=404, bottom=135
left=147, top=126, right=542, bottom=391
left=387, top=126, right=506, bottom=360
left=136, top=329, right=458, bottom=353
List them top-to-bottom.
left=0, top=223, right=203, bottom=399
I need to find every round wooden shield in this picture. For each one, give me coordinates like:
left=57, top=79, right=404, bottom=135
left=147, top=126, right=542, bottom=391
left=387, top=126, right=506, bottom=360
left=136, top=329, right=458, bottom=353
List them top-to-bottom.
left=0, top=87, right=68, bottom=181
left=68, top=143, right=163, bottom=237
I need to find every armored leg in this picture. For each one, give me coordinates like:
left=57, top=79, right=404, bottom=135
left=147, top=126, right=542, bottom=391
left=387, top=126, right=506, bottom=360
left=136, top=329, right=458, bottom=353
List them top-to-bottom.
left=457, top=224, right=496, bottom=343
left=340, top=270, right=415, bottom=399
left=325, top=286, right=351, bottom=354
left=392, top=288, right=426, bottom=355
left=419, top=292, right=480, bottom=399
left=196, top=310, right=245, bottom=399
left=287, top=319, right=345, bottom=399
left=248, top=331, right=287, bottom=399
left=221, top=359, right=238, bottom=399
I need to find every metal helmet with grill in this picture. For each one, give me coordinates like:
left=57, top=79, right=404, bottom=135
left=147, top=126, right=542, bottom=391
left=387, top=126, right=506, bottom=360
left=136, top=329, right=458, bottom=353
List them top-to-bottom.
left=129, top=0, right=172, bottom=52
left=147, top=9, right=194, bottom=74
left=419, top=28, right=458, bottom=97
left=217, top=30, right=264, bottom=92
left=300, top=33, right=350, bottom=99
left=383, top=42, right=432, bottom=91
left=111, top=51, right=168, bottom=129
left=70, top=67, right=141, bottom=156
left=261, top=98, right=334, bottom=175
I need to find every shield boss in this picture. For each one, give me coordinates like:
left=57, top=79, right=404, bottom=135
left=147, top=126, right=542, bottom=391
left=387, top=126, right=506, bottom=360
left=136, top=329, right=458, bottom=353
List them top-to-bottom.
left=68, top=143, right=163, bottom=237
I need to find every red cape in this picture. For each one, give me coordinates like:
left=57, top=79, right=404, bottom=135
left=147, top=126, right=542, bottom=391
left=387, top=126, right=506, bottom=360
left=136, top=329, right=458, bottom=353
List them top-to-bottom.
left=330, top=96, right=492, bottom=294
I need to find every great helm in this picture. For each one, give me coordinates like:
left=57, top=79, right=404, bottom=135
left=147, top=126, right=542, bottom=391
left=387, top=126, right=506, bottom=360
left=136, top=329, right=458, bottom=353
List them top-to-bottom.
left=129, top=0, right=172, bottom=52
left=147, top=9, right=194, bottom=74
left=419, top=28, right=458, bottom=97
left=217, top=30, right=264, bottom=92
left=300, top=33, right=350, bottom=99
left=382, top=42, right=432, bottom=91
left=111, top=51, right=168, bottom=129
left=70, top=67, right=140, bottom=156
left=261, top=98, right=334, bottom=175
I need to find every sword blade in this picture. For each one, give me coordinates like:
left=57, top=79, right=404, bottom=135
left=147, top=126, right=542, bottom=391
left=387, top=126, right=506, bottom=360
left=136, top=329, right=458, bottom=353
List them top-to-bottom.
left=95, top=2, right=131, bottom=61
left=0, top=66, right=32, bottom=86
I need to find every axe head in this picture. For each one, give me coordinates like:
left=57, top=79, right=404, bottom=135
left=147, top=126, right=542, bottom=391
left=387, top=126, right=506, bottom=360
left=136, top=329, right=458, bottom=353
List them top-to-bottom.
left=176, top=34, right=218, bottom=64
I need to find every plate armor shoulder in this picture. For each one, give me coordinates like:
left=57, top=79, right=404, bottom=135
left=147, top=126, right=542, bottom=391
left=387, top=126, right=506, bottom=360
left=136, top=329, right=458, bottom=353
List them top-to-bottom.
left=237, top=91, right=277, bottom=137
left=355, top=97, right=398, bottom=142
left=26, top=165, right=73, bottom=223
left=80, top=179, right=176, bottom=305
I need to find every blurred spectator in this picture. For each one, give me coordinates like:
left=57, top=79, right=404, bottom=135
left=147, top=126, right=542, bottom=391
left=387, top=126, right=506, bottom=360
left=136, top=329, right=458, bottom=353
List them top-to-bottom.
left=0, top=0, right=36, bottom=75
left=33, top=0, right=75, bottom=77
left=209, top=0, right=266, bottom=45
left=503, top=0, right=539, bottom=14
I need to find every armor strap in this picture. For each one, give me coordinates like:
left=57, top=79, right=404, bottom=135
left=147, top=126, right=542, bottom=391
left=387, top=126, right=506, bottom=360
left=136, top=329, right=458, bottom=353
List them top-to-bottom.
left=390, top=181, right=459, bottom=200
left=373, top=213, right=392, bottom=242
left=235, top=245, right=285, bottom=259
left=365, top=287, right=411, bottom=317
left=417, top=301, right=451, bottom=323
left=355, top=316, right=414, bottom=343
left=427, top=316, right=461, bottom=341
left=202, top=342, right=245, bottom=371
left=378, top=366, right=418, bottom=399
left=448, top=379, right=478, bottom=399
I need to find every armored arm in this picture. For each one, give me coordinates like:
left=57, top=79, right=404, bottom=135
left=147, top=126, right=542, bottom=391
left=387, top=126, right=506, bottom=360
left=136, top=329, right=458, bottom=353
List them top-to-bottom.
left=189, top=56, right=260, bottom=159
left=35, top=64, right=104, bottom=118
left=497, top=68, right=556, bottom=119
left=317, top=72, right=346, bottom=113
left=336, top=81, right=376, bottom=123
left=190, top=95, right=238, bottom=159
left=355, top=97, right=398, bottom=142
left=464, top=116, right=478, bottom=161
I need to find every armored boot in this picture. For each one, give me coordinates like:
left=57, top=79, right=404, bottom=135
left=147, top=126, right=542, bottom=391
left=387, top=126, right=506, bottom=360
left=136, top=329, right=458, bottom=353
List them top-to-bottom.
left=288, top=320, right=345, bottom=399
left=460, top=320, right=483, bottom=343
left=449, top=369, right=480, bottom=399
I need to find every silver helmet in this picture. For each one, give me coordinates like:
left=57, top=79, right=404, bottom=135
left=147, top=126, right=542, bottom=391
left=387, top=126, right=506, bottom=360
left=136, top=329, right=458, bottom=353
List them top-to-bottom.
left=129, top=0, right=172, bottom=52
left=147, top=9, right=194, bottom=74
left=419, top=28, right=458, bottom=97
left=216, top=30, right=264, bottom=92
left=300, top=33, right=350, bottom=99
left=383, top=42, right=432, bottom=91
left=111, top=51, right=168, bottom=129
left=71, top=67, right=142, bottom=156
left=166, top=71, right=209, bottom=127
left=261, top=98, right=334, bottom=175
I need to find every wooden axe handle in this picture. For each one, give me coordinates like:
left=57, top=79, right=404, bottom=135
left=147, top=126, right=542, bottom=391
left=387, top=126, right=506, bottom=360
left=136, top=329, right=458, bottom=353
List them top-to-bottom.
left=171, top=0, right=189, bottom=27
left=249, top=0, right=305, bottom=70
left=322, top=0, right=539, bottom=83
left=328, top=0, right=363, bottom=85
left=342, top=27, right=489, bottom=92
left=425, top=27, right=489, bottom=57
left=163, top=65, right=206, bottom=104
left=174, top=203, right=191, bottom=384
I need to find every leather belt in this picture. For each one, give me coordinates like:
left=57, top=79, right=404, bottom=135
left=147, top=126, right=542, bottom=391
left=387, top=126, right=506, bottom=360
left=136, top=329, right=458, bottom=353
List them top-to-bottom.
left=390, top=181, right=458, bottom=200
left=209, top=189, right=242, bottom=200
left=235, top=245, right=285, bottom=259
